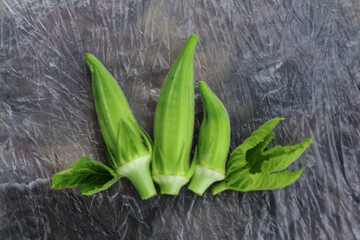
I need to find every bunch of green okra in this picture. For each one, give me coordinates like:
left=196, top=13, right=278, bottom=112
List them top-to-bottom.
left=51, top=35, right=313, bottom=199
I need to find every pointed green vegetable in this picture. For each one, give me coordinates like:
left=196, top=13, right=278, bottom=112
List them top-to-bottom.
left=152, top=34, right=198, bottom=195
left=85, top=53, right=156, bottom=199
left=51, top=54, right=156, bottom=199
left=188, top=81, right=230, bottom=196
left=211, top=118, right=313, bottom=195
left=51, top=157, right=119, bottom=195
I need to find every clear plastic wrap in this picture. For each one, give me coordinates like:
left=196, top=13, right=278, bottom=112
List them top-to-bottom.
left=1, top=0, right=359, bottom=239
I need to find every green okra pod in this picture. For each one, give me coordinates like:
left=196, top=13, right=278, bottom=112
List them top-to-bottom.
left=152, top=34, right=198, bottom=195
left=85, top=53, right=156, bottom=199
left=52, top=54, right=156, bottom=198
left=188, top=81, right=230, bottom=196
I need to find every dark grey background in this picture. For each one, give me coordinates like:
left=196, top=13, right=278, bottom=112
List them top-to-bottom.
left=1, top=0, right=359, bottom=239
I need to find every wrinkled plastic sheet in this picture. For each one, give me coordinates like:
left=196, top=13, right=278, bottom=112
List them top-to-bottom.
left=1, top=0, right=360, bottom=239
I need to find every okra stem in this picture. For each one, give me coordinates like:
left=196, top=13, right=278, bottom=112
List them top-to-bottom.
left=116, top=155, right=156, bottom=199
left=188, top=166, right=224, bottom=196
left=210, top=181, right=228, bottom=195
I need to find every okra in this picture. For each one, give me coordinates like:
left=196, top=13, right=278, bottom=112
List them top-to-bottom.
left=152, top=34, right=198, bottom=195
left=85, top=53, right=156, bottom=199
left=188, top=81, right=230, bottom=196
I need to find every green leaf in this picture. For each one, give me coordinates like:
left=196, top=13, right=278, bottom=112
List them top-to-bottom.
left=211, top=118, right=313, bottom=194
left=226, top=118, right=282, bottom=176
left=261, top=137, right=313, bottom=173
left=51, top=157, right=120, bottom=195
left=226, top=168, right=304, bottom=191
left=250, top=169, right=305, bottom=191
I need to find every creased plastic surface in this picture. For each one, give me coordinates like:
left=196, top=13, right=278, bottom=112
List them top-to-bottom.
left=1, top=0, right=360, bottom=239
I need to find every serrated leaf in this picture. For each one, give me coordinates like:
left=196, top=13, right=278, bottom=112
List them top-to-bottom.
left=211, top=118, right=312, bottom=195
left=226, top=118, right=282, bottom=177
left=261, top=137, right=313, bottom=173
left=51, top=157, right=120, bottom=195
left=251, top=169, right=305, bottom=190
